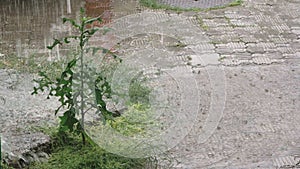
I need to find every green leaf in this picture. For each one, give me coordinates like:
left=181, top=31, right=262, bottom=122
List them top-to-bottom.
left=80, top=7, right=85, bottom=16
left=62, top=17, right=80, bottom=29
left=84, top=17, right=102, bottom=25
left=102, top=27, right=112, bottom=35
left=83, top=28, right=99, bottom=37
left=89, top=28, right=100, bottom=35
left=64, top=37, right=70, bottom=43
left=47, top=38, right=63, bottom=49
left=92, top=47, right=101, bottom=55
left=102, top=48, right=109, bottom=54
left=67, top=58, right=77, bottom=68
left=31, top=87, right=38, bottom=95
left=55, top=105, right=64, bottom=115
left=59, top=108, right=79, bottom=132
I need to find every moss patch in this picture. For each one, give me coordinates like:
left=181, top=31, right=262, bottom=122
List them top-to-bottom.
left=139, top=0, right=243, bottom=12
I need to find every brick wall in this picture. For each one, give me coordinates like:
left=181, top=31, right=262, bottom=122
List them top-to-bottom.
left=85, top=0, right=112, bottom=27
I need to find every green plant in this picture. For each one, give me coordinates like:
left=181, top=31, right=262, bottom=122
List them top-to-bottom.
left=139, top=0, right=243, bottom=12
left=139, top=0, right=200, bottom=12
left=229, top=0, right=243, bottom=7
left=32, top=8, right=119, bottom=145
left=195, top=15, right=209, bottom=31
left=218, top=56, right=227, bottom=61
left=129, top=77, right=152, bottom=105
left=109, top=103, right=159, bottom=137
left=29, top=131, right=149, bottom=169
left=1, top=162, right=14, bottom=169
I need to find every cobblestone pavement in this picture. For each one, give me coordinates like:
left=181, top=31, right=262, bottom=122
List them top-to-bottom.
left=1, top=0, right=300, bottom=168
left=104, top=0, right=300, bottom=168
left=156, top=0, right=235, bottom=9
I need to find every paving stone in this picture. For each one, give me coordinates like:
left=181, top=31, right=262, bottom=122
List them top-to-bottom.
left=156, top=0, right=235, bottom=9
left=224, top=11, right=244, bottom=19
left=187, top=16, right=200, bottom=26
left=203, top=18, right=229, bottom=28
left=231, top=19, right=257, bottom=27
left=289, top=19, right=300, bottom=27
left=270, top=24, right=291, bottom=33
left=240, top=25, right=262, bottom=33
left=210, top=26, right=235, bottom=32
left=291, top=27, right=300, bottom=35
left=280, top=32, right=299, bottom=40
left=210, top=34, right=241, bottom=43
left=240, top=35, right=259, bottom=43
left=268, top=35, right=291, bottom=44
left=290, top=41, right=300, bottom=52
left=215, top=42, right=247, bottom=54
left=226, top=42, right=246, bottom=49
left=246, top=42, right=278, bottom=53
left=257, top=42, right=276, bottom=49
left=191, top=43, right=215, bottom=54
left=246, top=43, right=265, bottom=54
left=277, top=46, right=297, bottom=54
left=221, top=52, right=253, bottom=60
left=252, top=52, right=285, bottom=60
left=189, top=53, right=220, bottom=66
left=220, top=56, right=284, bottom=66
left=252, top=57, right=277, bottom=65
left=221, top=59, right=248, bottom=66
left=273, top=156, right=300, bottom=168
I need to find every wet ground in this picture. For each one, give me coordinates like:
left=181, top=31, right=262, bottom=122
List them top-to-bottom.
left=1, top=0, right=300, bottom=168
left=156, top=0, right=235, bottom=9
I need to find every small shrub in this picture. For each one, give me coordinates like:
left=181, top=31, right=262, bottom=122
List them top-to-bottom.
left=32, top=8, right=119, bottom=145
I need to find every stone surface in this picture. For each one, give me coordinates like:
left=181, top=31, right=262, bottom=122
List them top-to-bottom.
left=94, top=0, right=300, bottom=167
left=156, top=0, right=236, bottom=9
left=0, top=69, right=58, bottom=167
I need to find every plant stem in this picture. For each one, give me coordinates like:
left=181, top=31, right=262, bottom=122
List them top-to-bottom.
left=80, top=27, right=85, bottom=145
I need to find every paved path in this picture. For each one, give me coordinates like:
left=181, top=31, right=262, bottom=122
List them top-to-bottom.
left=100, top=0, right=300, bottom=168
left=156, top=0, right=235, bottom=9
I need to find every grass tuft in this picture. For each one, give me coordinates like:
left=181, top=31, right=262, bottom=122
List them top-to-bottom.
left=139, top=0, right=243, bottom=12
left=29, top=130, right=149, bottom=169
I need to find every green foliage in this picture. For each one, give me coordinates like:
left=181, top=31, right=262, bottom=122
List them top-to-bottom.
left=139, top=0, right=243, bottom=12
left=139, top=0, right=197, bottom=12
left=229, top=0, right=243, bottom=7
left=28, top=6, right=167, bottom=169
left=32, top=8, right=118, bottom=145
left=196, top=15, right=209, bottom=31
left=32, top=57, right=82, bottom=134
left=129, top=77, right=152, bottom=105
left=109, top=104, right=156, bottom=137
left=29, top=131, right=148, bottom=169
left=1, top=162, right=14, bottom=169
